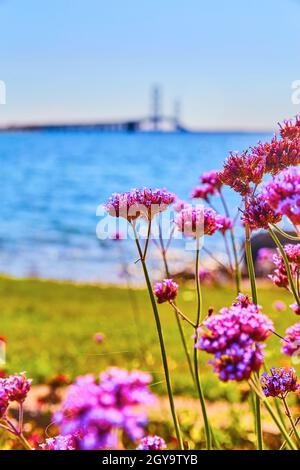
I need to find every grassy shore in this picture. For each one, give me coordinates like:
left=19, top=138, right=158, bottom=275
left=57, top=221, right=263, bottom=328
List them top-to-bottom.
left=0, top=276, right=297, bottom=401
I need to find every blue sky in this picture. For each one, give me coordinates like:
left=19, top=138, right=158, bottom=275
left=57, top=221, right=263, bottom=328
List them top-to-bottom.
left=0, top=0, right=299, bottom=130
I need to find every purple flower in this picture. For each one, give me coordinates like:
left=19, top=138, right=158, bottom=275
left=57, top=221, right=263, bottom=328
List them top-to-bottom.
left=279, top=116, right=300, bottom=140
left=253, top=136, right=300, bottom=175
left=220, top=150, right=265, bottom=195
left=263, top=167, right=300, bottom=226
left=200, top=170, right=223, bottom=190
left=191, top=184, right=216, bottom=201
left=104, top=188, right=175, bottom=221
left=241, top=194, right=282, bottom=230
left=173, top=199, right=190, bottom=212
left=175, top=206, right=222, bottom=238
left=216, top=215, right=234, bottom=234
left=284, top=244, right=300, bottom=264
left=269, top=245, right=300, bottom=290
left=257, top=247, right=275, bottom=263
left=154, top=279, right=179, bottom=304
left=232, top=293, right=252, bottom=308
left=196, top=296, right=273, bottom=382
left=273, top=301, right=286, bottom=312
left=197, top=302, right=273, bottom=354
left=290, top=302, right=300, bottom=316
left=282, top=323, right=300, bottom=357
left=94, top=332, right=105, bottom=344
left=210, top=342, right=264, bottom=382
left=261, top=367, right=300, bottom=398
left=54, top=368, right=155, bottom=450
left=3, top=372, right=32, bottom=403
left=0, top=389, right=9, bottom=418
left=40, top=434, right=77, bottom=450
left=137, top=435, right=167, bottom=450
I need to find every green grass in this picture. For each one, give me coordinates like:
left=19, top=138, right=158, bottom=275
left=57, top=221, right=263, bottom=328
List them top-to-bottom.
left=0, top=276, right=298, bottom=401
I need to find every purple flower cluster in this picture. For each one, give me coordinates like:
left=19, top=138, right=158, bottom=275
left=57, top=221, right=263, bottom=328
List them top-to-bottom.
left=279, top=116, right=300, bottom=140
left=253, top=136, right=300, bottom=175
left=220, top=150, right=265, bottom=195
left=263, top=167, right=300, bottom=226
left=191, top=170, right=222, bottom=201
left=191, top=185, right=215, bottom=201
left=105, top=188, right=175, bottom=221
left=241, top=194, right=282, bottom=230
left=173, top=199, right=190, bottom=212
left=175, top=206, right=222, bottom=238
left=216, top=215, right=233, bottom=234
left=269, top=244, right=300, bottom=290
left=154, top=279, right=179, bottom=304
left=196, top=297, right=273, bottom=381
left=290, top=302, right=300, bottom=316
left=281, top=322, right=300, bottom=357
left=261, top=367, right=300, bottom=398
left=54, top=368, right=155, bottom=450
left=0, top=372, right=32, bottom=414
left=0, top=390, right=8, bottom=418
left=40, top=434, right=77, bottom=451
left=137, top=435, right=167, bottom=450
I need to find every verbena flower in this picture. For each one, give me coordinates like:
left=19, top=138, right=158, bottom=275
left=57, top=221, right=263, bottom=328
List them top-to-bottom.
left=279, top=116, right=300, bottom=140
left=253, top=136, right=300, bottom=175
left=220, top=150, right=265, bottom=195
left=263, top=167, right=300, bottom=226
left=200, top=170, right=222, bottom=189
left=191, top=184, right=216, bottom=201
left=105, top=188, right=175, bottom=221
left=241, top=194, right=282, bottom=229
left=173, top=199, right=190, bottom=212
left=175, top=206, right=222, bottom=238
left=216, top=215, right=233, bottom=234
left=284, top=243, right=300, bottom=264
left=269, top=244, right=300, bottom=289
left=257, top=247, right=275, bottom=263
left=154, top=279, right=179, bottom=304
left=232, top=293, right=252, bottom=308
left=196, top=297, right=273, bottom=381
left=273, top=300, right=286, bottom=312
left=197, top=302, right=273, bottom=354
left=290, top=302, right=300, bottom=315
left=281, top=323, right=300, bottom=356
left=94, top=332, right=105, bottom=344
left=210, top=342, right=264, bottom=382
left=261, top=367, right=300, bottom=398
left=54, top=368, right=154, bottom=450
left=2, top=372, right=32, bottom=403
left=0, top=390, right=9, bottom=418
left=40, top=434, right=77, bottom=450
left=137, top=435, right=167, bottom=450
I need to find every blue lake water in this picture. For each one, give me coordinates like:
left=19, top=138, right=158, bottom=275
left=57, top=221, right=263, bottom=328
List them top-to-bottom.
left=0, top=130, right=271, bottom=283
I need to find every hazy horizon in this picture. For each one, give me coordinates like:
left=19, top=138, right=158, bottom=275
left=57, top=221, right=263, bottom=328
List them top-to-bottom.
left=0, top=0, right=300, bottom=131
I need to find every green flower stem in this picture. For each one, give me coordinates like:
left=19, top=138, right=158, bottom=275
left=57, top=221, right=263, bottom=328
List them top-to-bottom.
left=219, top=189, right=241, bottom=294
left=157, top=221, right=195, bottom=383
left=244, top=221, right=263, bottom=450
left=132, top=222, right=184, bottom=449
left=271, top=224, right=300, bottom=241
left=268, top=226, right=300, bottom=307
left=194, top=238, right=212, bottom=450
left=169, top=301, right=197, bottom=329
left=249, top=381, right=297, bottom=450
left=282, top=397, right=300, bottom=448
left=263, top=399, right=297, bottom=450
left=280, top=416, right=300, bottom=450
left=1, top=418, right=33, bottom=450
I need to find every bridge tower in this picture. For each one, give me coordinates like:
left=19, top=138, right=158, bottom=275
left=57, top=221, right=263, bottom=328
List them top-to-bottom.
left=151, top=85, right=162, bottom=130
left=173, top=99, right=181, bottom=129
